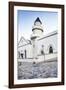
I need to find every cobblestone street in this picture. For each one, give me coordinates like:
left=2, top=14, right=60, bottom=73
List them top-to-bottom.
left=18, top=60, right=57, bottom=79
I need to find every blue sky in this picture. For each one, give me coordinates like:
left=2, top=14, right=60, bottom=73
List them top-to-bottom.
left=17, top=10, right=58, bottom=41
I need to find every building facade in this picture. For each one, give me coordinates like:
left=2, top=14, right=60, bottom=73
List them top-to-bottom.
left=18, top=17, right=58, bottom=62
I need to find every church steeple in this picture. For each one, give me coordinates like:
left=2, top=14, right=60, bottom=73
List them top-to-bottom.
left=31, top=17, right=43, bottom=40
left=32, top=17, right=43, bottom=35
left=34, top=17, right=42, bottom=25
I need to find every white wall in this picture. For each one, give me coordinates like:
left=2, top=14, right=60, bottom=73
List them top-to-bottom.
left=0, top=0, right=66, bottom=90
left=37, top=33, right=57, bottom=54
left=18, top=44, right=33, bottom=58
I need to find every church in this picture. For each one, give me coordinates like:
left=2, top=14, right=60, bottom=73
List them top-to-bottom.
left=18, top=17, right=57, bottom=62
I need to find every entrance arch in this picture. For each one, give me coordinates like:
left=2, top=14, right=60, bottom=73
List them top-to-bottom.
left=49, top=46, right=53, bottom=53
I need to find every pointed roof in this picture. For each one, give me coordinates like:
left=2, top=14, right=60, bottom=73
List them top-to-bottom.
left=34, top=17, right=42, bottom=24
left=18, top=36, right=31, bottom=47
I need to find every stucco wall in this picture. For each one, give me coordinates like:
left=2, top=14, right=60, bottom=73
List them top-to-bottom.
left=18, top=32, right=58, bottom=60
left=37, top=33, right=58, bottom=55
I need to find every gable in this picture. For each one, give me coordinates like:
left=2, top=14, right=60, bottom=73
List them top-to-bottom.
left=18, top=37, right=30, bottom=47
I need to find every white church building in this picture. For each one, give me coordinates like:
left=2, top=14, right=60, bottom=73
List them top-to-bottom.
left=18, top=17, right=58, bottom=62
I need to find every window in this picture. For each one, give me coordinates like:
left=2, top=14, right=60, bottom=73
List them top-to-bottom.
left=49, top=46, right=53, bottom=53
left=25, top=50, right=27, bottom=59
left=21, top=53, right=23, bottom=59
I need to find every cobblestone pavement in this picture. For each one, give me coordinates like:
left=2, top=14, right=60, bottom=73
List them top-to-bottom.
left=18, top=60, right=57, bottom=79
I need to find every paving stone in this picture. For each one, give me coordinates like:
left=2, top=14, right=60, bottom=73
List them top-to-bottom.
left=18, top=60, right=57, bottom=79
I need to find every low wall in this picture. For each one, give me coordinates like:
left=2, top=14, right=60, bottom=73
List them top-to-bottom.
left=18, top=53, right=57, bottom=62
left=38, top=53, right=57, bottom=62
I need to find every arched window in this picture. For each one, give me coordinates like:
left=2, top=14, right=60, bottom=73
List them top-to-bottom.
left=49, top=46, right=53, bottom=53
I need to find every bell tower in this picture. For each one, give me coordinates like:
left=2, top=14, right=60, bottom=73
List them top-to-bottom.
left=30, top=17, right=43, bottom=60
left=32, top=17, right=43, bottom=37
